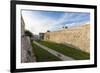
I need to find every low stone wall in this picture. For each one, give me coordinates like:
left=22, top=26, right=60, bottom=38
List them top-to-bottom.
left=44, top=24, right=90, bottom=53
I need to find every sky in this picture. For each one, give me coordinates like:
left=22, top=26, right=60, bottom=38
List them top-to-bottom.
left=22, top=10, right=90, bottom=35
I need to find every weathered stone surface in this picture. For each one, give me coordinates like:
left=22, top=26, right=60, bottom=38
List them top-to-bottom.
left=21, top=16, right=36, bottom=63
left=44, top=24, right=90, bottom=53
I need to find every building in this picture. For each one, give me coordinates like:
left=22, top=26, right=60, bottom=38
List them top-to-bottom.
left=39, top=33, right=45, bottom=40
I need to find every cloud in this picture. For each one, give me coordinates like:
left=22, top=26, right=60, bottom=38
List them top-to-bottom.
left=22, top=10, right=90, bottom=35
left=22, top=11, right=55, bottom=35
left=49, top=12, right=90, bottom=31
left=53, top=12, right=90, bottom=25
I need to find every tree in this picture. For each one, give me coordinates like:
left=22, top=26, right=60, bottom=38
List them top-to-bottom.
left=62, top=26, right=68, bottom=29
left=65, top=26, right=68, bottom=29
left=25, top=30, right=33, bottom=37
left=47, top=30, right=50, bottom=32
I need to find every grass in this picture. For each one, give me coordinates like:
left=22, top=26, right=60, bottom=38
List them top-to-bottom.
left=36, top=40, right=90, bottom=60
left=32, top=42, right=61, bottom=62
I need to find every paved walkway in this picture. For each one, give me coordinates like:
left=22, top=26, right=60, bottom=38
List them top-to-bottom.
left=33, top=41, right=74, bottom=61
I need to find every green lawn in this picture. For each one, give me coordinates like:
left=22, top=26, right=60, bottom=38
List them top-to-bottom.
left=36, top=40, right=90, bottom=60
left=32, top=42, right=61, bottom=62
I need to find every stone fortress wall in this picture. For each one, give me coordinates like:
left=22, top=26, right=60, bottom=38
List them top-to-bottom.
left=21, top=16, right=36, bottom=63
left=44, top=24, right=90, bottom=53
